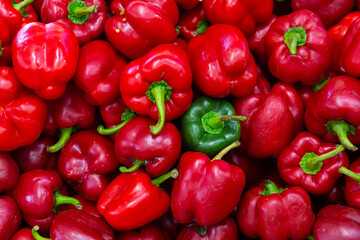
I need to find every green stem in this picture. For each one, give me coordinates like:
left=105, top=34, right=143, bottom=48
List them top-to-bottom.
left=12, top=0, right=34, bottom=12
left=73, top=4, right=99, bottom=16
left=196, top=19, right=211, bottom=36
left=284, top=26, right=307, bottom=55
left=288, top=34, right=299, bottom=55
left=0, top=41, right=2, bottom=57
left=312, top=78, right=330, bottom=92
left=97, top=120, right=129, bottom=135
left=326, top=120, right=358, bottom=151
left=46, top=127, right=73, bottom=153
left=212, top=141, right=241, bottom=161
left=307, top=145, right=345, bottom=170
left=119, top=159, right=144, bottom=173
left=339, top=167, right=360, bottom=182
left=151, top=168, right=179, bottom=187
left=260, top=180, right=287, bottom=195
left=53, top=190, right=82, bottom=212
left=32, top=225, right=51, bottom=240
left=197, top=226, right=207, bottom=237
left=307, top=234, right=315, bottom=240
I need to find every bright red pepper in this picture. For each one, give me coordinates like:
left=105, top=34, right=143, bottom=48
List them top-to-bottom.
left=19, top=0, right=38, bottom=27
left=41, top=0, right=107, bottom=45
left=105, top=0, right=179, bottom=59
left=174, top=0, right=198, bottom=10
left=202, top=0, right=273, bottom=36
left=291, top=0, right=355, bottom=28
left=265, top=9, right=333, bottom=85
left=0, top=18, right=11, bottom=66
left=11, top=22, right=79, bottom=100
left=187, top=24, right=257, bottom=98
left=74, top=40, right=127, bottom=106
left=120, top=44, right=193, bottom=135
left=0, top=67, right=47, bottom=151
left=305, top=75, right=360, bottom=151
left=233, top=82, right=304, bottom=159
left=277, top=131, right=349, bottom=195
left=171, top=141, right=245, bottom=226
left=0, top=152, right=19, bottom=193
left=337, top=157, right=360, bottom=208
left=97, top=169, right=178, bottom=231
left=237, top=180, right=315, bottom=240
left=0, top=195, right=22, bottom=239
left=65, top=195, right=102, bottom=218
left=313, top=204, right=360, bottom=240
left=177, top=218, right=239, bottom=240
left=117, top=224, right=171, bottom=240
left=10, top=228, right=35, bottom=240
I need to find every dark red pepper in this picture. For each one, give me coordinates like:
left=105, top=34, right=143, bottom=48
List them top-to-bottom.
left=0, top=18, right=11, bottom=66
left=0, top=152, right=19, bottom=193
left=338, top=157, right=360, bottom=208
left=0, top=195, right=22, bottom=239
left=117, top=224, right=171, bottom=240
left=10, top=228, right=35, bottom=240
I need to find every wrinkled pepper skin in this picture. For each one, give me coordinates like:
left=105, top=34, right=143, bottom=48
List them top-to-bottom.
left=41, top=0, right=107, bottom=45
left=105, top=0, right=179, bottom=59
left=202, top=0, right=273, bottom=36
left=291, top=0, right=355, bottom=28
left=265, top=9, right=333, bottom=85
left=0, top=18, right=11, bottom=66
left=11, top=22, right=79, bottom=100
left=187, top=24, right=257, bottom=98
left=74, top=40, right=127, bottom=106
left=0, top=67, right=47, bottom=151
left=233, top=82, right=304, bottom=159
left=180, top=96, right=241, bottom=157
left=58, top=130, right=119, bottom=201
left=277, top=131, right=349, bottom=195
left=171, top=151, right=245, bottom=226
left=0, top=152, right=19, bottom=193
left=343, top=157, right=360, bottom=208
left=97, top=170, right=171, bottom=231
left=237, top=181, right=315, bottom=240
left=0, top=195, right=22, bottom=240
left=313, top=204, right=360, bottom=240
left=176, top=218, right=239, bottom=240
left=117, top=224, right=171, bottom=240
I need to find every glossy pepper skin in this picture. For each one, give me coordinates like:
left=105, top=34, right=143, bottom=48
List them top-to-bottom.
left=41, top=0, right=107, bottom=45
left=105, top=0, right=179, bottom=59
left=202, top=0, right=273, bottom=36
left=291, top=0, right=355, bottom=28
left=265, top=9, right=333, bottom=85
left=0, top=18, right=11, bottom=66
left=11, top=22, right=79, bottom=100
left=187, top=24, right=257, bottom=98
left=74, top=40, right=127, bottom=106
left=120, top=44, right=193, bottom=135
left=0, top=67, right=47, bottom=151
left=305, top=75, right=360, bottom=151
left=233, top=82, right=304, bottom=159
left=180, top=96, right=243, bottom=157
left=115, top=116, right=181, bottom=177
left=57, top=130, right=119, bottom=201
left=277, top=131, right=349, bottom=195
left=171, top=142, right=246, bottom=226
left=0, top=152, right=19, bottom=193
left=339, top=157, right=360, bottom=208
left=97, top=170, right=174, bottom=231
left=237, top=181, right=315, bottom=240
left=0, top=195, right=22, bottom=240
left=313, top=204, right=360, bottom=240
left=176, top=218, right=239, bottom=240
left=117, top=224, right=171, bottom=240
left=10, top=228, right=35, bottom=240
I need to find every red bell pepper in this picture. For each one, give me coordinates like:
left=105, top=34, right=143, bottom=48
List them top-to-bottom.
left=19, top=0, right=38, bottom=27
left=40, top=0, right=107, bottom=45
left=105, top=0, right=179, bottom=59
left=174, top=0, right=198, bottom=10
left=202, top=0, right=273, bottom=36
left=291, top=0, right=355, bottom=28
left=265, top=9, right=333, bottom=85
left=0, top=18, right=11, bottom=66
left=11, top=22, right=79, bottom=100
left=187, top=24, right=257, bottom=98
left=74, top=40, right=127, bottom=106
left=120, top=44, right=193, bottom=135
left=0, top=67, right=47, bottom=151
left=305, top=75, right=360, bottom=151
left=233, top=82, right=304, bottom=159
left=114, top=116, right=182, bottom=177
left=57, top=130, right=119, bottom=201
left=277, top=131, right=349, bottom=195
left=171, top=141, right=245, bottom=226
left=0, top=152, right=19, bottom=193
left=338, top=157, right=360, bottom=208
left=97, top=169, right=178, bottom=230
left=312, top=176, right=346, bottom=211
left=237, top=180, right=315, bottom=240
left=0, top=195, right=22, bottom=239
left=64, top=195, right=102, bottom=218
left=313, top=204, right=360, bottom=240
left=32, top=210, right=115, bottom=240
left=155, top=211, right=182, bottom=239
left=177, top=217, right=239, bottom=240
left=117, top=224, right=171, bottom=240
left=10, top=228, right=35, bottom=240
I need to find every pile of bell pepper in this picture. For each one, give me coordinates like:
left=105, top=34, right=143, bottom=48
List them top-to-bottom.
left=3, top=0, right=360, bottom=239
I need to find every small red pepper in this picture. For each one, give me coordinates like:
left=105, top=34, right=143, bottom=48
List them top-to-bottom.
left=265, top=9, right=333, bottom=85
left=0, top=18, right=11, bottom=66
left=11, top=22, right=79, bottom=100
left=187, top=24, right=257, bottom=98
left=74, top=40, right=127, bottom=106
left=120, top=44, right=193, bottom=135
left=0, top=67, right=47, bottom=151
left=277, top=131, right=349, bottom=195
left=171, top=141, right=245, bottom=226
left=338, top=157, right=360, bottom=208
left=97, top=169, right=178, bottom=231
left=237, top=180, right=315, bottom=240
left=0, top=195, right=22, bottom=240
left=117, top=224, right=171, bottom=240
left=10, top=228, right=34, bottom=240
